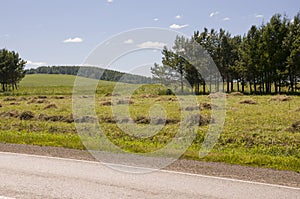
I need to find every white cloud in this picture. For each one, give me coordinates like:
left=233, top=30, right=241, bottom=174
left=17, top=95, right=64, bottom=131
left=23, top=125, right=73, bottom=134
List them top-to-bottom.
left=107, top=0, right=113, bottom=3
left=209, top=11, right=219, bottom=17
left=255, top=14, right=264, bottom=18
left=175, top=15, right=181, bottom=19
left=222, top=17, right=230, bottom=21
left=153, top=18, right=159, bottom=21
left=169, top=23, right=189, bottom=29
left=62, top=37, right=83, bottom=43
left=124, top=39, right=134, bottom=44
left=138, top=41, right=166, bottom=48
left=26, top=60, right=47, bottom=68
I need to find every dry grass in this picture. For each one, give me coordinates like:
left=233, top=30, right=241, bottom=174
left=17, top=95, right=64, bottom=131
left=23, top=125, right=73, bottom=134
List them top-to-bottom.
left=207, top=92, right=227, bottom=99
left=230, top=92, right=244, bottom=96
left=140, top=94, right=158, bottom=98
left=37, top=95, right=47, bottom=99
left=270, top=95, right=291, bottom=102
left=52, top=96, right=65, bottom=99
left=3, top=97, right=16, bottom=101
left=27, top=98, right=50, bottom=104
left=117, top=99, right=134, bottom=105
left=239, top=99, right=257, bottom=105
left=101, top=101, right=112, bottom=106
left=44, top=103, right=58, bottom=109
left=184, top=106, right=200, bottom=111
left=0, top=110, right=19, bottom=118
left=20, top=111, right=34, bottom=120
left=38, top=114, right=74, bottom=123
left=287, top=121, right=300, bottom=132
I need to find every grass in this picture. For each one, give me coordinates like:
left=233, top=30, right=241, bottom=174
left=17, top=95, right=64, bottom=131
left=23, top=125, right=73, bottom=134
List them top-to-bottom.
left=0, top=74, right=299, bottom=172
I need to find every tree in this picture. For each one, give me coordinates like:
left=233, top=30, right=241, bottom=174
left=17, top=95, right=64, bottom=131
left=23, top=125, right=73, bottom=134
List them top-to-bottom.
left=284, top=12, right=300, bottom=92
left=0, top=49, right=26, bottom=91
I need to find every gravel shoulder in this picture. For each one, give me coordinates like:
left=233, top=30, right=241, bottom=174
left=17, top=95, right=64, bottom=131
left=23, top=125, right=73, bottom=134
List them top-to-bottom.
left=0, top=142, right=299, bottom=188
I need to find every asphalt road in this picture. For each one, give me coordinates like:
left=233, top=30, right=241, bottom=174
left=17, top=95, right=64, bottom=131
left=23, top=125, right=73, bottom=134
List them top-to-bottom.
left=0, top=152, right=299, bottom=199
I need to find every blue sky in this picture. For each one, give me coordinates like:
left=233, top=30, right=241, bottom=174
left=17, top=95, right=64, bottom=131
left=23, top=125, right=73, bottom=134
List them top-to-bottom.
left=0, top=0, right=299, bottom=74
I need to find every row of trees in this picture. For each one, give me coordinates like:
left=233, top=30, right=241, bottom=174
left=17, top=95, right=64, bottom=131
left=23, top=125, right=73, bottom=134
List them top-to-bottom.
left=152, top=13, right=300, bottom=94
left=0, top=49, right=26, bottom=92
left=26, top=66, right=153, bottom=84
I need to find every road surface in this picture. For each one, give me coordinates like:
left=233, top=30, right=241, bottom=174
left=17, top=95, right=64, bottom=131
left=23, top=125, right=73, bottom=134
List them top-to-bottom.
left=0, top=152, right=299, bottom=199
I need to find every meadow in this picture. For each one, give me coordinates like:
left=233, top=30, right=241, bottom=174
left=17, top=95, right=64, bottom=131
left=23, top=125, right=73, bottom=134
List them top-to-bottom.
left=0, top=74, right=299, bottom=172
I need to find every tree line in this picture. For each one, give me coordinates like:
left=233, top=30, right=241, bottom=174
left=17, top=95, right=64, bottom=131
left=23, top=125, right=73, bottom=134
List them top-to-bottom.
left=152, top=13, right=300, bottom=94
left=0, top=49, right=26, bottom=92
left=26, top=66, right=153, bottom=84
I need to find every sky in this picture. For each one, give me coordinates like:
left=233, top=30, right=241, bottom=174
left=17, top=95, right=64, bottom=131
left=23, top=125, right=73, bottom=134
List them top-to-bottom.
left=0, top=0, right=299, bottom=75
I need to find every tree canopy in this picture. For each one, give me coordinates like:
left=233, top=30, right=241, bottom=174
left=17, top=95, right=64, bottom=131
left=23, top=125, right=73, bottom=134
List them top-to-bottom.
left=152, top=12, right=300, bottom=94
left=0, top=49, right=26, bottom=92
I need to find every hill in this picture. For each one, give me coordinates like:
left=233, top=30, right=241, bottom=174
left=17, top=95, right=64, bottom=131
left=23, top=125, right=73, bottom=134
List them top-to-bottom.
left=25, top=66, right=153, bottom=84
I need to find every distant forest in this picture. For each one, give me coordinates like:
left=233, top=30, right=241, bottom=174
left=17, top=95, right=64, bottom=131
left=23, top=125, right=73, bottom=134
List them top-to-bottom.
left=26, top=66, right=153, bottom=84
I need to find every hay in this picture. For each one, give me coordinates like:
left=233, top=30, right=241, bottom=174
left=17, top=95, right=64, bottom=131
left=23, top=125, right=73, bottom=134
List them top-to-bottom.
left=230, top=92, right=243, bottom=96
left=105, top=93, right=120, bottom=97
left=207, top=93, right=227, bottom=99
left=140, top=94, right=158, bottom=98
left=37, top=95, right=47, bottom=99
left=270, top=95, right=291, bottom=102
left=53, top=96, right=65, bottom=99
left=3, top=97, right=16, bottom=101
left=17, top=97, right=27, bottom=101
left=155, top=97, right=177, bottom=102
left=27, top=99, right=50, bottom=104
left=117, top=99, right=134, bottom=105
left=239, top=99, right=257, bottom=105
left=101, top=101, right=112, bottom=106
left=9, top=102, right=20, bottom=105
left=201, top=102, right=213, bottom=109
left=0, top=103, right=2, bottom=108
left=44, top=103, right=58, bottom=109
left=184, top=106, right=200, bottom=111
left=0, top=110, right=19, bottom=118
left=19, top=111, right=34, bottom=120
left=38, top=114, right=74, bottom=123
left=186, top=114, right=211, bottom=126
left=74, top=116, right=98, bottom=123
left=101, top=116, right=116, bottom=123
left=134, top=116, right=150, bottom=124
left=287, top=121, right=300, bottom=133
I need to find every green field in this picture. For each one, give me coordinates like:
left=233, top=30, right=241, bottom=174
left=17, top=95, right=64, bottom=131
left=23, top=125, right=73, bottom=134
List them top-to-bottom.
left=0, top=74, right=299, bottom=172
